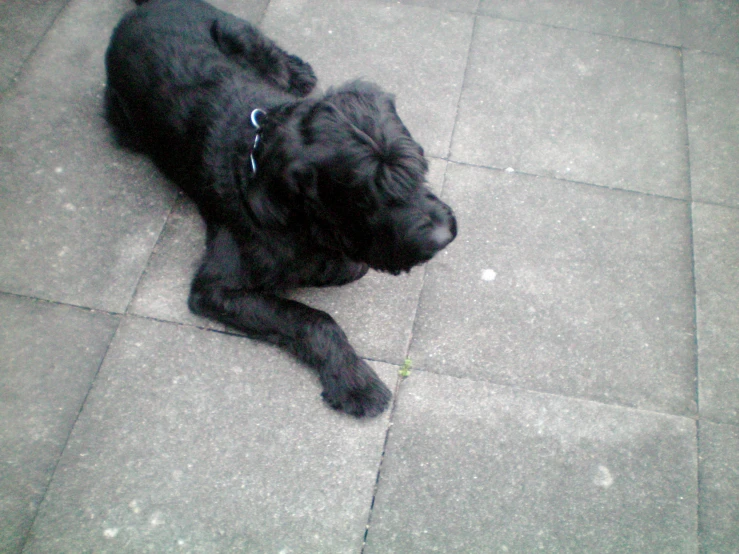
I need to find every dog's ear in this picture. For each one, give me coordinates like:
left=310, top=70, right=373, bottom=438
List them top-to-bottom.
left=286, top=161, right=317, bottom=198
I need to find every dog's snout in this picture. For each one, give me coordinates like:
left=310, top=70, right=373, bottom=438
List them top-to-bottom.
left=425, top=195, right=457, bottom=251
left=430, top=223, right=454, bottom=250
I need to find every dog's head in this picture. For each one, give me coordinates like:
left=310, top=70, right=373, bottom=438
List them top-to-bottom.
left=259, top=81, right=457, bottom=274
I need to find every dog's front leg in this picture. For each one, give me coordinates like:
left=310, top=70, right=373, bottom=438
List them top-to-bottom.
left=189, top=277, right=391, bottom=417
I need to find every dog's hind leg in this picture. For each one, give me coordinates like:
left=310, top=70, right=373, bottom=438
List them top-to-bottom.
left=210, top=18, right=317, bottom=96
left=104, top=86, right=144, bottom=151
left=189, top=226, right=391, bottom=417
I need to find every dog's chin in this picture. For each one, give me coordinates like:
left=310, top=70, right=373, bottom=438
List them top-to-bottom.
left=362, top=236, right=445, bottom=275
left=366, top=255, right=433, bottom=276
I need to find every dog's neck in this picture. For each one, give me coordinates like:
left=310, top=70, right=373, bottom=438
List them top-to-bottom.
left=245, top=101, right=303, bottom=179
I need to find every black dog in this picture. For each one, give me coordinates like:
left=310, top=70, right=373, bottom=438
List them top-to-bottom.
left=105, top=0, right=457, bottom=417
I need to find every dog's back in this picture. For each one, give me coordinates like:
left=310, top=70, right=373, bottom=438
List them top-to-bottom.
left=105, top=0, right=312, bottom=186
left=107, top=0, right=233, bottom=176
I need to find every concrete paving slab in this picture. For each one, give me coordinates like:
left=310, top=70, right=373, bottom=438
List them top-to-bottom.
left=0, top=0, right=177, bottom=312
left=0, top=0, right=71, bottom=92
left=2, top=0, right=734, bottom=551
left=208, top=0, right=269, bottom=23
left=262, top=0, right=474, bottom=157
left=372, top=0, right=479, bottom=12
left=479, top=0, right=681, bottom=45
left=681, top=0, right=739, bottom=58
left=451, top=16, right=689, bottom=198
left=685, top=51, right=739, bottom=208
left=410, top=163, right=697, bottom=416
left=128, top=197, right=222, bottom=330
left=693, top=203, right=739, bottom=425
left=0, top=294, right=119, bottom=554
left=24, top=316, right=396, bottom=553
left=364, top=371, right=698, bottom=553
left=699, top=421, right=739, bottom=554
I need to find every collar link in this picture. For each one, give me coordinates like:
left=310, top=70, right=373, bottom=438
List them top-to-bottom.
left=250, top=108, right=266, bottom=175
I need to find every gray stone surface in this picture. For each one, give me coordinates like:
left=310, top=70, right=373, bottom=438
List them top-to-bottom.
left=0, top=0, right=177, bottom=312
left=0, top=0, right=70, bottom=92
left=1, top=0, right=736, bottom=551
left=208, top=0, right=269, bottom=22
left=262, top=0, right=474, bottom=157
left=371, top=0, right=479, bottom=12
left=479, top=0, right=681, bottom=45
left=681, top=0, right=739, bottom=58
left=451, top=16, right=689, bottom=198
left=685, top=51, right=739, bottom=208
left=423, top=156, right=449, bottom=196
left=410, top=163, right=697, bottom=415
left=128, top=197, right=220, bottom=330
left=694, top=203, right=739, bottom=425
left=0, top=294, right=119, bottom=554
left=24, top=317, right=396, bottom=553
left=365, top=371, right=698, bottom=553
left=699, top=421, right=739, bottom=554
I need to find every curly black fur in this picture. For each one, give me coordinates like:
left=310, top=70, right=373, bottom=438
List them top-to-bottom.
left=105, top=0, right=457, bottom=417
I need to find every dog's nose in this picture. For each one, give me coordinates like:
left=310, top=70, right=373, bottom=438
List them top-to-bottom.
left=428, top=199, right=457, bottom=251
left=417, top=208, right=456, bottom=262
left=430, top=220, right=455, bottom=250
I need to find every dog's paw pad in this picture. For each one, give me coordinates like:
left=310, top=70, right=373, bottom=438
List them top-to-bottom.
left=323, top=379, right=391, bottom=418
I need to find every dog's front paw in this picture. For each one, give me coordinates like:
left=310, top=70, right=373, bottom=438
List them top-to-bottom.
left=286, top=54, right=317, bottom=97
left=322, top=375, right=392, bottom=418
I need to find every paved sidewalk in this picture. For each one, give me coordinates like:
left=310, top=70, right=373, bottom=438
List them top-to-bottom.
left=1, top=0, right=738, bottom=552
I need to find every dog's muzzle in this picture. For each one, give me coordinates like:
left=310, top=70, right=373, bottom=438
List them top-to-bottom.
left=366, top=190, right=457, bottom=274
left=415, top=192, right=457, bottom=261
left=427, top=195, right=457, bottom=250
